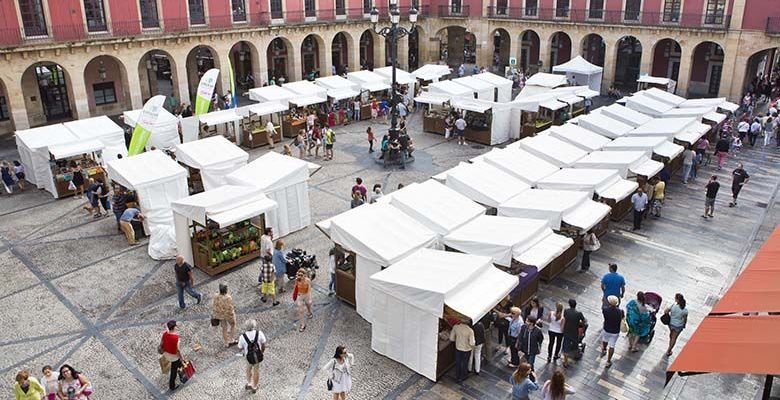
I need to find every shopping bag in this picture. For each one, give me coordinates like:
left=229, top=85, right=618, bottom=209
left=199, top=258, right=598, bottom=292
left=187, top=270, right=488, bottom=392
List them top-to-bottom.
left=68, top=180, right=77, bottom=191
left=292, top=285, right=298, bottom=302
left=620, top=317, right=629, bottom=334
left=159, top=355, right=171, bottom=374
left=178, top=360, right=195, bottom=383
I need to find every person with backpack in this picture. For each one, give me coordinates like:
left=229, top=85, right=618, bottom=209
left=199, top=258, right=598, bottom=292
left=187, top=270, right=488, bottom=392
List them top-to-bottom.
left=324, top=126, right=335, bottom=161
left=238, top=319, right=267, bottom=394
left=322, top=345, right=355, bottom=400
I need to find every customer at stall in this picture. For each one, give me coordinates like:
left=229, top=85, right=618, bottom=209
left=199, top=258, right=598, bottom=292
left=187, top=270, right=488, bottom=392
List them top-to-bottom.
left=454, top=114, right=467, bottom=146
left=265, top=119, right=277, bottom=149
left=324, top=125, right=335, bottom=161
left=366, top=127, right=375, bottom=153
left=294, top=130, right=306, bottom=159
left=70, top=162, right=86, bottom=199
left=111, top=187, right=130, bottom=233
left=630, top=187, right=648, bottom=231
left=119, top=207, right=144, bottom=245
left=580, top=230, right=600, bottom=272
left=273, top=240, right=287, bottom=295
left=260, top=256, right=280, bottom=306
left=295, top=269, right=314, bottom=332
left=561, top=299, right=585, bottom=368
left=507, top=307, right=523, bottom=368
left=517, top=315, right=544, bottom=370
left=449, top=319, right=475, bottom=384
left=469, top=320, right=486, bottom=375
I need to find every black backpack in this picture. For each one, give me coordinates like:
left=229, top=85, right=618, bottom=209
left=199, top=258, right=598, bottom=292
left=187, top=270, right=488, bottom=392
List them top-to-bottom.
left=243, top=332, right=264, bottom=364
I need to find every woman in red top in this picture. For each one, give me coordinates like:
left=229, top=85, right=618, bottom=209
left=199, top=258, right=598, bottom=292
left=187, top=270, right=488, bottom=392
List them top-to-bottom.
left=160, top=320, right=183, bottom=390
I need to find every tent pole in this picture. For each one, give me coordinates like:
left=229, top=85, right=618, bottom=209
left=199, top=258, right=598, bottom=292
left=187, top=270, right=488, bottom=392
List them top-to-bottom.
left=762, top=374, right=773, bottom=400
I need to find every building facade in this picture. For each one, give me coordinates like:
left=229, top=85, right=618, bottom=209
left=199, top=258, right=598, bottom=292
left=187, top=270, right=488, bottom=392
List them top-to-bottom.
left=0, top=0, right=778, bottom=135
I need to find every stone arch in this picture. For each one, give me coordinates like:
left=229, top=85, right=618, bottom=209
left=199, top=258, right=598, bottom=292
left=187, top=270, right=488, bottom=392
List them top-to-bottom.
left=409, top=25, right=426, bottom=70
left=436, top=26, right=474, bottom=67
left=491, top=28, right=511, bottom=73
left=359, top=30, right=375, bottom=70
left=519, top=30, right=540, bottom=73
left=331, top=31, right=353, bottom=75
left=549, top=31, right=572, bottom=68
left=301, top=33, right=326, bottom=79
left=581, top=33, right=605, bottom=67
left=267, top=36, right=296, bottom=83
left=614, top=36, right=642, bottom=91
left=651, top=38, right=682, bottom=81
left=229, top=40, right=261, bottom=100
left=687, top=41, right=725, bottom=98
left=185, top=45, right=222, bottom=103
left=743, top=47, right=779, bottom=95
left=138, top=49, right=179, bottom=105
left=83, top=55, right=132, bottom=116
left=21, top=61, right=77, bottom=127
left=0, top=78, right=14, bottom=132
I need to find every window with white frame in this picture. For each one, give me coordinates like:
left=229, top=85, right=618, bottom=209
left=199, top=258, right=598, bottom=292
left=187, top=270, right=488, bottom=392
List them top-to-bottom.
left=19, top=0, right=47, bottom=36
left=83, top=0, right=108, bottom=32
left=139, top=0, right=159, bottom=28
left=189, top=0, right=206, bottom=24
left=232, top=0, right=247, bottom=21
left=270, top=0, right=283, bottom=19
left=525, top=0, right=538, bottom=16
left=556, top=0, right=569, bottom=17
left=588, top=0, right=604, bottom=18
left=624, top=0, right=640, bottom=20
left=663, top=0, right=681, bottom=21
left=704, top=0, right=726, bottom=24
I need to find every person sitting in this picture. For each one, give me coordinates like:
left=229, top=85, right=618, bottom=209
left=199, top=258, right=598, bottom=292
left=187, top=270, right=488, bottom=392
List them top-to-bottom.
left=385, top=138, right=401, bottom=166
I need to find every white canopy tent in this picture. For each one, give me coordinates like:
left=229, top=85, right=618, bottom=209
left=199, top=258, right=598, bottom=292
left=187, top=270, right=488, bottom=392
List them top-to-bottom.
left=551, top=56, right=603, bottom=92
left=411, top=64, right=451, bottom=82
left=373, top=66, right=418, bottom=93
left=347, top=70, right=392, bottom=93
left=473, top=72, right=514, bottom=103
left=525, top=73, right=568, bottom=88
left=315, top=75, right=361, bottom=91
left=637, top=75, right=677, bottom=92
left=453, top=76, right=495, bottom=100
left=283, top=80, right=329, bottom=99
left=428, top=80, right=473, bottom=100
left=248, top=85, right=298, bottom=104
left=643, top=87, right=686, bottom=106
left=325, top=88, right=361, bottom=101
left=414, top=93, right=451, bottom=105
left=626, top=93, right=675, bottom=117
left=289, top=96, right=328, bottom=107
left=678, top=97, right=739, bottom=113
left=449, top=98, right=513, bottom=145
left=238, top=102, right=289, bottom=118
left=599, top=104, right=653, bottom=128
left=660, top=107, right=715, bottom=119
left=123, top=108, right=180, bottom=150
left=195, top=109, right=245, bottom=145
left=703, top=111, right=726, bottom=125
left=576, top=112, right=634, bottom=138
left=64, top=116, right=127, bottom=163
left=629, top=117, right=698, bottom=139
left=547, top=123, right=612, bottom=152
left=15, top=124, right=79, bottom=196
left=509, top=135, right=588, bottom=167
left=174, top=136, right=249, bottom=191
left=603, top=136, right=684, bottom=160
left=48, top=139, right=105, bottom=161
left=479, top=147, right=560, bottom=186
left=107, top=150, right=189, bottom=259
left=573, top=151, right=664, bottom=179
left=226, top=152, right=317, bottom=238
left=443, top=162, right=531, bottom=208
left=538, top=168, right=639, bottom=202
left=171, top=185, right=278, bottom=266
left=499, top=189, right=611, bottom=233
left=323, top=203, right=437, bottom=322
left=442, top=215, right=574, bottom=269
left=369, top=249, right=515, bottom=381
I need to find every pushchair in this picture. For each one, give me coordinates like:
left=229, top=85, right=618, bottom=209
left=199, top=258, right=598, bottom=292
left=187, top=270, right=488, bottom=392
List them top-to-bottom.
left=285, top=248, right=319, bottom=281
left=639, top=292, right=662, bottom=344
left=572, top=320, right=589, bottom=360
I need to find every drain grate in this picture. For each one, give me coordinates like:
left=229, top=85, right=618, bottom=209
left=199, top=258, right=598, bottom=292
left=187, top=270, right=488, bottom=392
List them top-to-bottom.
left=756, top=202, right=768, bottom=208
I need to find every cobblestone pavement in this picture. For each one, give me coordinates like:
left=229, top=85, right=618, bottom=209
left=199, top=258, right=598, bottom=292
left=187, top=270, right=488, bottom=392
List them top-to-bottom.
left=0, top=102, right=777, bottom=400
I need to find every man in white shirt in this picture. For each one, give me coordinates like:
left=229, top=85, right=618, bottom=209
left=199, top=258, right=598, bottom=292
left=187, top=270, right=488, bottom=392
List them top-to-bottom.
left=454, top=116, right=467, bottom=146
left=749, top=117, right=762, bottom=147
left=737, top=119, right=750, bottom=141
left=265, top=120, right=276, bottom=149
left=630, top=187, right=648, bottom=231
left=238, top=319, right=267, bottom=393
left=449, top=320, right=475, bottom=384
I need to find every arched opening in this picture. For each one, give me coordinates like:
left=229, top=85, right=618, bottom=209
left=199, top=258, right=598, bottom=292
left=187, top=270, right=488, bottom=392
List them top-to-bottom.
left=408, top=28, right=420, bottom=70
left=492, top=29, right=510, bottom=73
left=359, top=30, right=374, bottom=70
left=519, top=30, right=540, bottom=73
left=332, top=32, right=351, bottom=75
left=550, top=32, right=572, bottom=68
left=301, top=34, right=324, bottom=80
left=581, top=34, right=605, bottom=67
left=614, top=36, right=642, bottom=91
left=267, top=37, right=294, bottom=83
left=651, top=38, right=681, bottom=82
left=230, top=41, right=260, bottom=103
left=688, top=41, right=725, bottom=98
left=186, top=45, right=221, bottom=103
left=743, top=48, right=779, bottom=97
left=138, top=50, right=178, bottom=105
left=84, top=55, right=131, bottom=116
left=21, top=62, right=76, bottom=126
left=0, top=79, right=14, bottom=133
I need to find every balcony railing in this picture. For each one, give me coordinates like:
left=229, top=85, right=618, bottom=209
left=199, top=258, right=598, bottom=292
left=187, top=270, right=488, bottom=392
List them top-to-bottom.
left=437, top=4, right=471, bottom=18
left=0, top=6, right=429, bottom=48
left=486, top=7, right=730, bottom=30
left=767, top=17, right=780, bottom=34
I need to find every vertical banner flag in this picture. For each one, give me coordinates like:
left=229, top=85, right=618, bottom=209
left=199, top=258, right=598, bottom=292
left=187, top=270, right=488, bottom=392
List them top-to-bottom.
left=228, top=57, right=238, bottom=108
left=194, top=68, right=220, bottom=115
left=127, top=95, right=166, bottom=156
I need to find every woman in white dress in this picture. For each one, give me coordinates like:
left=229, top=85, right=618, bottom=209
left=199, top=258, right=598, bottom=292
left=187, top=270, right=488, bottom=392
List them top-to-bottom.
left=322, top=346, right=354, bottom=400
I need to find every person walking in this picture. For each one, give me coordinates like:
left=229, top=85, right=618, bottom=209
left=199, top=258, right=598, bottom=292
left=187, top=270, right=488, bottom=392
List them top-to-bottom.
left=454, top=115, right=467, bottom=146
left=763, top=116, right=774, bottom=146
left=749, top=117, right=762, bottom=146
left=737, top=118, right=750, bottom=142
left=324, top=126, right=335, bottom=161
left=366, top=127, right=375, bottom=153
left=714, top=135, right=730, bottom=170
left=681, top=147, right=695, bottom=184
left=1, top=161, right=16, bottom=195
left=12, top=161, right=25, bottom=192
left=729, top=162, right=749, bottom=207
left=703, top=175, right=720, bottom=218
left=351, top=178, right=367, bottom=202
left=651, top=178, right=665, bottom=217
left=96, top=179, right=111, bottom=215
left=368, top=184, right=384, bottom=204
left=111, top=187, right=129, bottom=233
left=630, top=187, right=648, bottom=231
left=350, top=190, right=364, bottom=209
left=118, top=207, right=143, bottom=245
left=260, top=227, right=274, bottom=266
left=580, top=230, right=600, bottom=272
left=273, top=240, right=287, bottom=295
left=327, top=247, right=337, bottom=296
left=174, top=255, right=203, bottom=309
left=260, top=256, right=280, bottom=306
left=601, top=263, right=626, bottom=307
left=294, top=269, right=314, bottom=332
left=212, top=284, right=238, bottom=347
left=626, top=291, right=651, bottom=353
left=664, top=293, right=688, bottom=357
left=600, top=296, right=623, bottom=368
left=561, top=299, right=585, bottom=368
left=546, top=303, right=564, bottom=361
left=507, top=307, right=523, bottom=368
left=517, top=315, right=544, bottom=370
left=238, top=319, right=267, bottom=394
left=450, top=319, right=475, bottom=384
left=159, top=320, right=184, bottom=391
left=469, top=320, right=486, bottom=375
left=323, top=346, right=355, bottom=400
left=509, top=363, right=538, bottom=400
left=56, top=365, right=92, bottom=399
left=13, top=370, right=45, bottom=400
left=541, top=370, right=576, bottom=400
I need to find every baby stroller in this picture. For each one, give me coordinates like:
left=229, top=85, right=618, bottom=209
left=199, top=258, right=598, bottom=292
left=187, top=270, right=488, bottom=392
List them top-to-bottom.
left=285, top=248, right=318, bottom=281
left=639, top=292, right=663, bottom=344
left=572, top=320, right=589, bottom=360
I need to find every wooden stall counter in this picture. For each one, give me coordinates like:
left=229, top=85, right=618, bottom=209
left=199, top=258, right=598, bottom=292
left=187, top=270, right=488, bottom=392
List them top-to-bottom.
left=360, top=104, right=372, bottom=120
left=423, top=114, right=446, bottom=135
left=282, top=118, right=305, bottom=138
left=242, top=125, right=282, bottom=148
left=464, top=127, right=491, bottom=145
left=54, top=167, right=105, bottom=198
left=604, top=196, right=632, bottom=222
left=190, top=221, right=264, bottom=276
left=538, top=243, right=577, bottom=282
left=335, top=266, right=356, bottom=306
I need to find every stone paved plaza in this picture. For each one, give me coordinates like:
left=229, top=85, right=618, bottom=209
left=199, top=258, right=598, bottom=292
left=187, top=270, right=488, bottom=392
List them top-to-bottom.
left=1, top=104, right=778, bottom=400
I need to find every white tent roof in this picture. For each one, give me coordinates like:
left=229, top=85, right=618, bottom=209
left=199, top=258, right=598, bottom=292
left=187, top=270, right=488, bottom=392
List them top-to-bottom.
left=552, top=55, right=604, bottom=74
left=411, top=64, right=451, bottom=81
left=373, top=66, right=417, bottom=86
left=348, top=70, right=392, bottom=92
left=473, top=72, right=513, bottom=87
left=525, top=73, right=568, bottom=88
left=315, top=75, right=360, bottom=91
left=454, top=76, right=494, bottom=92
left=637, top=76, right=673, bottom=85
left=283, top=80, right=328, bottom=98
left=428, top=80, right=473, bottom=97
left=248, top=85, right=297, bottom=103
left=644, top=87, right=686, bottom=106
left=327, top=88, right=361, bottom=101
left=575, top=88, right=600, bottom=99
left=414, top=93, right=450, bottom=105
left=626, top=93, right=675, bottom=117
left=557, top=94, right=583, bottom=105
left=289, top=96, right=327, bottom=107
left=678, top=97, right=739, bottom=112
left=451, top=98, right=493, bottom=113
left=539, top=99, right=568, bottom=111
left=243, top=102, right=289, bottom=116
left=600, top=104, right=653, bottom=128
left=661, top=107, right=714, bottom=118
left=123, top=108, right=178, bottom=127
left=199, top=109, right=243, bottom=126
left=703, top=111, right=726, bottom=124
left=576, top=112, right=635, bottom=139
left=64, top=116, right=127, bottom=161
left=630, top=117, right=698, bottom=139
left=15, top=124, right=75, bottom=150
left=548, top=124, right=612, bottom=152
left=674, top=130, right=706, bottom=145
left=175, top=135, right=248, bottom=169
left=513, top=135, right=588, bottom=167
left=603, top=136, right=684, bottom=159
left=48, top=139, right=105, bottom=160
left=480, top=148, right=560, bottom=186
left=107, top=150, right=188, bottom=189
left=225, top=151, right=313, bottom=192
left=573, top=151, right=664, bottom=179
left=445, top=162, right=531, bottom=207
left=537, top=168, right=639, bottom=201
left=387, top=180, right=485, bottom=236
left=170, top=185, right=277, bottom=227
left=499, top=189, right=611, bottom=232
left=327, top=203, right=437, bottom=265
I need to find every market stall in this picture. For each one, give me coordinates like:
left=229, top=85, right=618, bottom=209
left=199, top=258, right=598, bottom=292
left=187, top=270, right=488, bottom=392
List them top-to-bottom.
left=551, top=55, right=603, bottom=92
left=411, top=64, right=452, bottom=84
left=373, top=66, right=417, bottom=94
left=344, top=71, right=391, bottom=120
left=473, top=72, right=514, bottom=103
left=521, top=73, right=569, bottom=95
left=315, top=75, right=361, bottom=125
left=636, top=75, right=677, bottom=93
left=453, top=76, right=495, bottom=101
left=428, top=80, right=473, bottom=102
left=248, top=84, right=297, bottom=104
left=510, top=86, right=587, bottom=137
left=643, top=87, right=686, bottom=106
left=626, top=92, right=675, bottom=117
left=416, top=93, right=451, bottom=135
left=557, top=94, right=587, bottom=118
left=450, top=97, right=511, bottom=145
left=678, top=97, right=739, bottom=114
left=538, top=99, right=570, bottom=127
left=237, top=102, right=289, bottom=147
left=599, top=104, right=653, bottom=128
left=660, top=107, right=715, bottom=119
left=123, top=108, right=181, bottom=150
left=197, top=109, right=243, bottom=144
left=702, top=111, right=727, bottom=140
left=576, top=112, right=634, bottom=139
left=64, top=116, right=127, bottom=163
left=629, top=117, right=708, bottom=147
left=547, top=123, right=612, bottom=152
left=15, top=124, right=80, bottom=197
left=509, top=134, right=588, bottom=168
left=174, top=136, right=248, bottom=193
left=602, top=136, right=685, bottom=173
left=46, top=140, right=106, bottom=198
left=478, top=147, right=560, bottom=186
left=107, top=150, right=189, bottom=259
left=573, top=150, right=664, bottom=184
left=225, top=152, right=319, bottom=238
left=443, top=161, right=531, bottom=212
left=537, top=168, right=639, bottom=221
left=171, top=185, right=277, bottom=275
left=317, top=203, right=437, bottom=321
left=442, top=215, right=576, bottom=282
left=369, top=248, right=516, bottom=381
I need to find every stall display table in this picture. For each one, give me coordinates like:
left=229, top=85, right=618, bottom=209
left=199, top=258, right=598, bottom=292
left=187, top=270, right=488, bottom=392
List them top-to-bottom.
left=360, top=104, right=372, bottom=120
left=424, top=114, right=446, bottom=134
left=283, top=118, right=306, bottom=138
left=242, top=125, right=281, bottom=148
left=464, top=127, right=491, bottom=145
left=54, top=166, right=105, bottom=198
left=605, top=196, right=632, bottom=222
left=190, top=220, right=263, bottom=276
left=538, top=242, right=577, bottom=282
left=335, top=264, right=357, bottom=306
left=508, top=265, right=540, bottom=307
left=436, top=340, right=456, bottom=379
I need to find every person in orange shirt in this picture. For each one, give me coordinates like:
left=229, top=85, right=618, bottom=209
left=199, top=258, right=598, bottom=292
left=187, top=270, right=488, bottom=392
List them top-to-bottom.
left=295, top=270, right=314, bottom=332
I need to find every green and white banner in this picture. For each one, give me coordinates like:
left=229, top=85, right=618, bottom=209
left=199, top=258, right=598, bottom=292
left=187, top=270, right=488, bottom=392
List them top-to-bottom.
left=194, top=68, right=220, bottom=115
left=127, top=95, right=166, bottom=156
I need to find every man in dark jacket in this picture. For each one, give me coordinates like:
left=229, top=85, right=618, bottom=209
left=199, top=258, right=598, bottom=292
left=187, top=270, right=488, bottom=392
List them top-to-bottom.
left=517, top=315, right=544, bottom=370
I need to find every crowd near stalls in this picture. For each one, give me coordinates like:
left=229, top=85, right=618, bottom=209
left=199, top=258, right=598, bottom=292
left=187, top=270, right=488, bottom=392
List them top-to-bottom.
left=315, top=75, right=361, bottom=125
left=237, top=102, right=289, bottom=147
left=174, top=135, right=249, bottom=193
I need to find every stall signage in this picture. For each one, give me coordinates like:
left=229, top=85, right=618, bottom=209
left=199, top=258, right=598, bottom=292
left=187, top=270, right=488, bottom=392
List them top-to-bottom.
left=195, top=68, right=221, bottom=116
left=128, top=95, right=166, bottom=156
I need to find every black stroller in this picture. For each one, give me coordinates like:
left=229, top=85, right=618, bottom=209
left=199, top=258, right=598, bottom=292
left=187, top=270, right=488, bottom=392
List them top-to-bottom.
left=285, top=248, right=319, bottom=281
left=638, top=292, right=662, bottom=344
left=572, top=320, right=589, bottom=360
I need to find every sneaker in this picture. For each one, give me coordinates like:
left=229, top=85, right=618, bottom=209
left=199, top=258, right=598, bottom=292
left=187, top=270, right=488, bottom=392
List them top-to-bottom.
left=272, top=301, right=280, bottom=306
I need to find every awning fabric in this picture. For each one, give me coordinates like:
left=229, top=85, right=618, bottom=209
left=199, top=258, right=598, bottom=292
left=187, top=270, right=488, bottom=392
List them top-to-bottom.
left=411, top=64, right=451, bottom=81
left=373, top=66, right=417, bottom=86
left=525, top=73, right=568, bottom=88
left=283, top=80, right=328, bottom=98
left=248, top=85, right=297, bottom=103
left=644, top=87, right=686, bottom=106
left=328, top=88, right=360, bottom=101
left=626, top=93, right=675, bottom=117
left=414, top=94, right=450, bottom=105
left=290, top=96, right=326, bottom=107
left=451, top=98, right=493, bottom=113
left=539, top=100, right=568, bottom=111
left=244, top=102, right=288, bottom=116
left=600, top=104, right=653, bottom=128
left=199, top=109, right=242, bottom=126
left=703, top=111, right=726, bottom=124
left=577, top=113, right=634, bottom=138
left=548, top=124, right=612, bottom=152
left=514, top=134, right=588, bottom=167
left=48, top=139, right=105, bottom=160
left=480, top=148, right=560, bottom=186
left=445, top=162, right=531, bottom=207
left=538, top=168, right=638, bottom=202
left=171, top=185, right=277, bottom=227
left=498, top=189, right=610, bottom=232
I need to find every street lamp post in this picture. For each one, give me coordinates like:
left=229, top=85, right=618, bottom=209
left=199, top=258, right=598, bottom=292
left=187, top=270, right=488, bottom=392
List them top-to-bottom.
left=370, top=0, right=417, bottom=138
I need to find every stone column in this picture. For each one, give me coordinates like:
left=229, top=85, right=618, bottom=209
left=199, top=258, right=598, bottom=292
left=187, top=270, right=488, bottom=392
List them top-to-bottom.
left=397, top=31, right=409, bottom=70
left=538, top=32, right=552, bottom=73
left=374, top=33, right=387, bottom=68
left=348, top=34, right=361, bottom=73
left=322, top=37, right=334, bottom=76
left=639, top=38, right=654, bottom=78
left=601, top=40, right=615, bottom=92
left=675, top=44, right=693, bottom=97
left=121, top=56, right=144, bottom=109
left=173, top=56, right=191, bottom=104
left=70, top=69, right=92, bottom=120
left=6, top=77, right=30, bottom=130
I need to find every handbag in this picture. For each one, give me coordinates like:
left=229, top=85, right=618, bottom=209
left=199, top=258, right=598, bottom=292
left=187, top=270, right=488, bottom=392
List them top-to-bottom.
left=68, top=180, right=77, bottom=191
left=292, top=284, right=299, bottom=302
left=660, top=312, right=671, bottom=326
left=620, top=317, right=629, bottom=334
left=210, top=318, right=220, bottom=327
left=159, top=355, right=171, bottom=374
left=178, top=360, right=195, bottom=383
left=326, top=361, right=335, bottom=391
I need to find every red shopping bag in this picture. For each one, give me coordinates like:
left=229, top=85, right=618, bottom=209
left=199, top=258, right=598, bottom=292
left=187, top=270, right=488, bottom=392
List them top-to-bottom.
left=292, top=284, right=298, bottom=302
left=178, top=360, right=196, bottom=383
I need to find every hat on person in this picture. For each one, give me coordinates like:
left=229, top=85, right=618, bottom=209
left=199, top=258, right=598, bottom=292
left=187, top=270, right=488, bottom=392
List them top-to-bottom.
left=607, top=295, right=619, bottom=306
